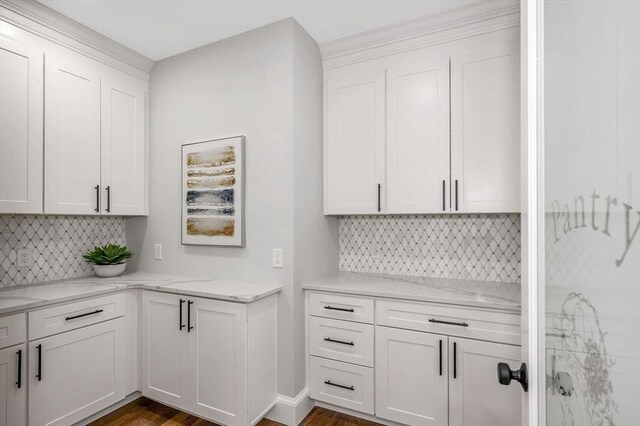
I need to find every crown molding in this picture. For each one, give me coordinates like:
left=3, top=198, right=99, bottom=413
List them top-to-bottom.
left=0, top=0, right=153, bottom=80
left=320, top=0, right=520, bottom=69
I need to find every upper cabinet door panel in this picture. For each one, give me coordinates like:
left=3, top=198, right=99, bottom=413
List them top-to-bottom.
left=0, top=37, right=43, bottom=214
left=450, top=42, right=520, bottom=213
left=44, top=55, right=101, bottom=215
left=387, top=55, right=450, bottom=214
left=325, top=68, right=385, bottom=214
left=101, top=79, right=146, bottom=216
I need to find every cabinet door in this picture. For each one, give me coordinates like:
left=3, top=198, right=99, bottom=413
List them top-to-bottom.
left=0, top=37, right=43, bottom=214
left=450, top=42, right=520, bottom=213
left=44, top=55, right=101, bottom=215
left=387, top=56, right=450, bottom=213
left=325, top=67, right=385, bottom=214
left=101, top=79, right=146, bottom=215
left=140, top=291, right=189, bottom=410
left=188, top=297, right=247, bottom=426
left=28, top=319, right=125, bottom=426
left=376, top=326, right=448, bottom=425
left=449, top=338, right=521, bottom=426
left=0, top=344, right=26, bottom=426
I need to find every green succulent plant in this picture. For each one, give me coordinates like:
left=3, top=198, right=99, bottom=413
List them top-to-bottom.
left=83, top=244, right=133, bottom=265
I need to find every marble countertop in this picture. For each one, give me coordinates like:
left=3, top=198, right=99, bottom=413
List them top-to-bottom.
left=0, top=272, right=282, bottom=316
left=302, top=272, right=520, bottom=311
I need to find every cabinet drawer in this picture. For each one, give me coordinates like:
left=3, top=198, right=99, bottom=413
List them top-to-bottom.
left=309, top=292, right=374, bottom=324
left=29, top=293, right=125, bottom=340
left=376, top=299, right=520, bottom=345
left=0, top=313, right=26, bottom=349
left=310, top=317, right=373, bottom=367
left=309, top=356, right=374, bottom=414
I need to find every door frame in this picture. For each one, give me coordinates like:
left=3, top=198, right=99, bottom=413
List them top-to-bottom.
left=520, top=1, right=545, bottom=425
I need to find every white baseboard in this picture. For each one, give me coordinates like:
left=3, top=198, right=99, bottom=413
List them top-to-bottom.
left=265, top=388, right=314, bottom=426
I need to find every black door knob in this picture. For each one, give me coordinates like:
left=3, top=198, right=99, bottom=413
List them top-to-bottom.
left=497, top=362, right=528, bottom=392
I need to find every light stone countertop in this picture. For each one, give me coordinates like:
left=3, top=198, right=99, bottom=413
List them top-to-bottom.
left=302, top=271, right=521, bottom=311
left=0, top=272, right=282, bottom=315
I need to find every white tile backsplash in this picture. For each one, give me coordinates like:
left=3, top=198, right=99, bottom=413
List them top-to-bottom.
left=339, top=214, right=521, bottom=283
left=0, top=215, right=126, bottom=287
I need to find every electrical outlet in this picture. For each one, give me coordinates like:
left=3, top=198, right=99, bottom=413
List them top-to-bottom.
left=370, top=242, right=383, bottom=260
left=154, top=244, right=163, bottom=260
left=17, top=249, right=32, bottom=267
left=272, top=249, right=283, bottom=268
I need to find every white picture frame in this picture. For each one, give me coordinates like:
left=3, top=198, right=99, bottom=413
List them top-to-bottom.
left=181, top=136, right=245, bottom=246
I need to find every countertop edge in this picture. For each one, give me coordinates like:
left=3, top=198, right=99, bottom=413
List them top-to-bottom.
left=0, top=282, right=282, bottom=316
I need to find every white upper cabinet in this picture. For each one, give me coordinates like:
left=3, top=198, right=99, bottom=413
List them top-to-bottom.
left=324, top=36, right=520, bottom=215
left=0, top=37, right=43, bottom=214
left=450, top=42, right=520, bottom=213
left=43, top=55, right=147, bottom=216
left=44, top=55, right=102, bottom=215
left=386, top=55, right=450, bottom=214
left=325, top=68, right=385, bottom=214
left=101, top=79, right=146, bottom=215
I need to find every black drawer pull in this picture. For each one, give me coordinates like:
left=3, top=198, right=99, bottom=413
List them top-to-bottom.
left=324, top=306, right=354, bottom=313
left=65, top=309, right=104, bottom=321
left=429, top=318, right=468, bottom=327
left=324, top=337, right=354, bottom=346
left=36, top=344, right=42, bottom=381
left=16, top=349, right=22, bottom=388
left=325, top=380, right=354, bottom=391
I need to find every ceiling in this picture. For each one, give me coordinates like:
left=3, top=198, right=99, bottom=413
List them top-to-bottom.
left=36, top=0, right=486, bottom=61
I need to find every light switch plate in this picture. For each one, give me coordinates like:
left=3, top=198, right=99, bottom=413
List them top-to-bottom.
left=154, top=244, right=162, bottom=260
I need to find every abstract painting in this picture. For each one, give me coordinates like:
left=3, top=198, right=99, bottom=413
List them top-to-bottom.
left=181, top=136, right=245, bottom=246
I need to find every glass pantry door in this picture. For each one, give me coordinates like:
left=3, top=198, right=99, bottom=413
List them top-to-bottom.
left=542, top=1, right=640, bottom=425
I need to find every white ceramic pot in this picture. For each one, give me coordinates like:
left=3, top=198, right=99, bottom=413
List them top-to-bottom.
left=92, top=263, right=127, bottom=278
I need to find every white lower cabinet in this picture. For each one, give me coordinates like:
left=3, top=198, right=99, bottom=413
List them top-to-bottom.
left=140, top=291, right=190, bottom=409
left=141, top=291, right=277, bottom=426
left=307, top=291, right=522, bottom=426
left=28, top=318, right=126, bottom=426
left=375, top=326, right=448, bottom=425
left=449, top=337, right=522, bottom=426
left=0, top=344, right=27, bottom=426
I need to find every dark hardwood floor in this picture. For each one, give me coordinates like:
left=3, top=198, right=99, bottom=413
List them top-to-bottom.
left=89, top=397, right=382, bottom=426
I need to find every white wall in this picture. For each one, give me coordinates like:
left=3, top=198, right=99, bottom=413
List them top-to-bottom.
left=127, top=18, right=338, bottom=399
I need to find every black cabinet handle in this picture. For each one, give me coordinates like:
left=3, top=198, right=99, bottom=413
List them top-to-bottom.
left=455, top=179, right=459, bottom=211
left=442, top=180, right=446, bottom=211
left=377, top=183, right=381, bottom=212
left=95, top=185, right=100, bottom=212
left=105, top=186, right=111, bottom=213
left=179, top=299, right=185, bottom=330
left=187, top=300, right=194, bottom=332
left=324, top=306, right=354, bottom=313
left=65, top=309, right=104, bottom=321
left=429, top=318, right=468, bottom=327
left=324, top=337, right=354, bottom=346
left=439, top=339, right=442, bottom=376
left=453, top=341, right=457, bottom=379
left=36, top=344, right=42, bottom=381
left=16, top=349, right=22, bottom=388
left=324, top=380, right=354, bottom=391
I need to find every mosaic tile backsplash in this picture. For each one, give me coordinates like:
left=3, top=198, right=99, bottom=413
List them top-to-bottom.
left=339, top=214, right=521, bottom=283
left=0, top=215, right=126, bottom=287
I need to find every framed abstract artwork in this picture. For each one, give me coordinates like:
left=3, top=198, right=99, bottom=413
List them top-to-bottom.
left=181, top=136, right=245, bottom=246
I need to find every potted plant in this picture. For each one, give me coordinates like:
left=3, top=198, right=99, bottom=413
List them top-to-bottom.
left=83, top=243, right=134, bottom=278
